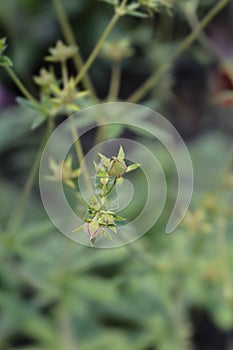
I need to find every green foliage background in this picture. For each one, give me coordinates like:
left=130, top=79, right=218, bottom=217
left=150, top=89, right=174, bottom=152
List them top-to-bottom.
left=0, top=0, right=233, bottom=349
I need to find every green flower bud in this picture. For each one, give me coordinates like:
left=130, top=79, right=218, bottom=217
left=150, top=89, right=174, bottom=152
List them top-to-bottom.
left=108, top=159, right=127, bottom=178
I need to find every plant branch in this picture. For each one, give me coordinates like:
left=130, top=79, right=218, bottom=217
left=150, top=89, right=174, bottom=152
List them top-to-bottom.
left=52, top=0, right=97, bottom=99
left=127, top=0, right=230, bottom=103
left=184, top=0, right=222, bottom=60
left=74, top=12, right=121, bottom=86
left=61, top=60, right=68, bottom=88
left=107, top=60, right=121, bottom=101
left=4, top=66, right=38, bottom=104
left=69, top=116, right=92, bottom=194
left=7, top=117, right=54, bottom=233
left=103, top=177, right=117, bottom=197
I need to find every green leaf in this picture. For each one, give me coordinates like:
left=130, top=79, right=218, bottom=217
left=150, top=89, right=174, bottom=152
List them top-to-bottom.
left=101, top=0, right=119, bottom=6
left=127, top=10, right=149, bottom=18
left=0, top=37, right=6, bottom=54
left=0, top=55, right=13, bottom=67
left=16, top=97, right=40, bottom=112
left=31, top=113, right=47, bottom=130
left=118, top=145, right=125, bottom=160
left=98, top=152, right=110, bottom=165
left=126, top=163, right=141, bottom=173
left=114, top=215, right=126, bottom=221
left=72, top=224, right=86, bottom=233
left=108, top=225, right=118, bottom=234
left=103, top=229, right=113, bottom=240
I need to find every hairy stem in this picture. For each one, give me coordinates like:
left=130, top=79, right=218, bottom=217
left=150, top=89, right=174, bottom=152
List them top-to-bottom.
left=52, top=0, right=97, bottom=98
left=127, top=0, right=230, bottom=103
left=8, top=117, right=54, bottom=233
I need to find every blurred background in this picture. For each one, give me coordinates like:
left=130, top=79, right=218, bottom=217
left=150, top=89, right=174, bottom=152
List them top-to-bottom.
left=0, top=0, right=233, bottom=349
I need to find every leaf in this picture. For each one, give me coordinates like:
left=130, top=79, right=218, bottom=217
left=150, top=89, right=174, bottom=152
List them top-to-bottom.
left=100, top=0, right=119, bottom=5
left=127, top=10, right=149, bottom=18
left=0, top=37, right=6, bottom=54
left=0, top=55, right=13, bottom=67
left=16, top=97, right=40, bottom=112
left=0, top=106, right=34, bottom=152
left=31, top=113, right=47, bottom=130
left=118, top=145, right=125, bottom=160
left=98, top=152, right=110, bottom=165
left=126, top=163, right=141, bottom=173
left=114, top=215, right=126, bottom=221
left=72, top=224, right=86, bottom=233
left=108, top=225, right=118, bottom=234
left=103, top=229, right=112, bottom=240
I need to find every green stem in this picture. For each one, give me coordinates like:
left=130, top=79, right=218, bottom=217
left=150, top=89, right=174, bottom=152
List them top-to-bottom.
left=52, top=0, right=97, bottom=99
left=127, top=0, right=230, bottom=103
left=184, top=0, right=220, bottom=59
left=74, top=12, right=121, bottom=86
left=61, top=60, right=68, bottom=88
left=107, top=60, right=121, bottom=101
left=4, top=65, right=38, bottom=104
left=69, top=116, right=92, bottom=194
left=7, top=117, right=54, bottom=233
left=215, top=142, right=233, bottom=194
left=103, top=177, right=117, bottom=197
left=216, top=216, right=232, bottom=295
left=56, top=307, right=78, bottom=350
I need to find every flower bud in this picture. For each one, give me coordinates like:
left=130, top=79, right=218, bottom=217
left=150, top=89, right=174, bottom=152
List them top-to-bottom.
left=108, top=159, right=127, bottom=178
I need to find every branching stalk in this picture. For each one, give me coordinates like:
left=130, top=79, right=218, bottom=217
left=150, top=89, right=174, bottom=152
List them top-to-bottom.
left=52, top=0, right=97, bottom=98
left=127, top=0, right=230, bottom=103
left=74, top=12, right=121, bottom=86
left=107, top=60, right=121, bottom=101
left=4, top=66, right=38, bottom=104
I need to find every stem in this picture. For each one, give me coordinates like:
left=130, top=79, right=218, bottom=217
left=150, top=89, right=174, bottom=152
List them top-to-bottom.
left=52, top=0, right=97, bottom=99
left=127, top=0, right=230, bottom=103
left=184, top=0, right=222, bottom=60
left=74, top=12, right=121, bottom=86
left=61, top=60, right=68, bottom=88
left=107, top=60, right=121, bottom=101
left=95, top=61, right=121, bottom=146
left=4, top=65, right=38, bottom=104
left=69, top=116, right=92, bottom=194
left=7, top=117, right=54, bottom=233
left=215, top=142, right=233, bottom=194
left=103, top=177, right=117, bottom=197
left=216, top=216, right=232, bottom=295
left=56, top=306, right=78, bottom=350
